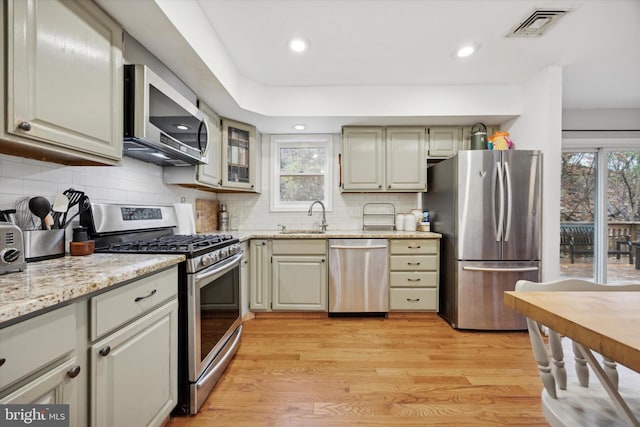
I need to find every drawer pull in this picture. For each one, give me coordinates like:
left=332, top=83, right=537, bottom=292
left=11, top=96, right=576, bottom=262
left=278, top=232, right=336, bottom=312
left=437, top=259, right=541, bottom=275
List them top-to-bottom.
left=408, top=245, right=421, bottom=249
left=407, top=262, right=421, bottom=266
left=407, top=278, right=421, bottom=282
left=134, top=289, right=157, bottom=302
left=406, top=298, right=421, bottom=302
left=99, top=346, right=111, bottom=357
left=0, top=357, right=5, bottom=367
left=67, top=365, right=81, bottom=378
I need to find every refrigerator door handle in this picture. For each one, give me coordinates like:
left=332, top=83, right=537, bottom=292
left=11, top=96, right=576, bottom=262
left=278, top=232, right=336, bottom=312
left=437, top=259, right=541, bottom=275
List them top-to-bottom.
left=504, top=161, right=512, bottom=242
left=495, top=162, right=505, bottom=242
left=462, top=266, right=539, bottom=273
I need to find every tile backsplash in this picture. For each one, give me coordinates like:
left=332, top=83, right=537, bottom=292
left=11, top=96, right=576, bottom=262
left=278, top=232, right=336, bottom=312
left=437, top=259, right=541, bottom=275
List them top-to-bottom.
left=1, top=142, right=422, bottom=232
left=0, top=153, right=205, bottom=228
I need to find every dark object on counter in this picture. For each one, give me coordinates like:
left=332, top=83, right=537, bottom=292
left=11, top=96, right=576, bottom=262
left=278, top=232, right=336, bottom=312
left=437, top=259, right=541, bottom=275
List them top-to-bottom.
left=470, top=123, right=487, bottom=150
left=59, top=188, right=85, bottom=227
left=28, top=196, right=52, bottom=230
left=0, top=223, right=27, bottom=274
left=73, top=226, right=89, bottom=242
left=70, top=240, right=95, bottom=256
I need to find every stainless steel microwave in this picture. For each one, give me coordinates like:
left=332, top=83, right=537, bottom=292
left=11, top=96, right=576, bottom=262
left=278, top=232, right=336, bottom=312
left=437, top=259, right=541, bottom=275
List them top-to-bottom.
left=123, top=64, right=209, bottom=166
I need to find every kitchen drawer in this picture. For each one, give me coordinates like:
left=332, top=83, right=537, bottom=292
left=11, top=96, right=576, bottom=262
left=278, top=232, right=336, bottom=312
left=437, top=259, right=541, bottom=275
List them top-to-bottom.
left=272, top=239, right=327, bottom=255
left=389, top=239, right=438, bottom=255
left=389, top=255, right=437, bottom=271
left=91, top=268, right=177, bottom=340
left=389, top=271, right=438, bottom=288
left=390, top=288, right=437, bottom=311
left=0, top=304, right=76, bottom=389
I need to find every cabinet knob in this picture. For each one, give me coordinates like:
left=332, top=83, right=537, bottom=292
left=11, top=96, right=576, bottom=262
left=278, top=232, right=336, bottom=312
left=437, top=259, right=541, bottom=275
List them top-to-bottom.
left=18, top=121, right=32, bottom=131
left=378, top=185, right=382, bottom=189
left=388, top=185, right=391, bottom=189
left=321, top=258, right=325, bottom=263
left=99, top=346, right=111, bottom=357
left=0, top=357, right=5, bottom=367
left=67, top=365, right=81, bottom=378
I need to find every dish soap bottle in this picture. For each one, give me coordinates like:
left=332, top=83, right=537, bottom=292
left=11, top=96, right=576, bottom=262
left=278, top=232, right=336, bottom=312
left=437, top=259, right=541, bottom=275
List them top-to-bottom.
left=218, top=204, right=229, bottom=232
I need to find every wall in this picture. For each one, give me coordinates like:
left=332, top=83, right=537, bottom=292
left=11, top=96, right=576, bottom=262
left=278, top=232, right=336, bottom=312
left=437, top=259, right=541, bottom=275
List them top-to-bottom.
left=504, top=66, right=563, bottom=281
left=563, top=108, right=640, bottom=131
left=217, top=133, right=420, bottom=231
left=0, top=153, right=208, bottom=230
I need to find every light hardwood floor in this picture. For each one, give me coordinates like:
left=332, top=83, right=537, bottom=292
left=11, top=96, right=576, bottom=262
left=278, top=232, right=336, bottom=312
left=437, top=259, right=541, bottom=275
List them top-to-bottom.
left=168, top=313, right=547, bottom=426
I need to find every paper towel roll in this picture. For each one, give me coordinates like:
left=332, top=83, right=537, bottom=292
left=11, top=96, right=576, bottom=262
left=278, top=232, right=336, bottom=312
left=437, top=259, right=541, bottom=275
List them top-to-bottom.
left=173, top=203, right=196, bottom=235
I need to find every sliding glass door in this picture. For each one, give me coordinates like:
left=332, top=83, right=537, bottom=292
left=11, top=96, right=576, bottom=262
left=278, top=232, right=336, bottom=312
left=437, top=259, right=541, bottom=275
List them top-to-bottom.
left=561, top=149, right=640, bottom=283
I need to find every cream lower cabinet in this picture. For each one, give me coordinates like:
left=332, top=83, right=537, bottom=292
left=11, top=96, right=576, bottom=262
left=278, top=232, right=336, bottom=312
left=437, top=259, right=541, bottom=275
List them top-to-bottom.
left=1, top=0, right=123, bottom=165
left=249, top=239, right=271, bottom=310
left=250, top=239, right=328, bottom=311
left=389, top=239, right=440, bottom=311
left=90, top=268, right=178, bottom=427
left=0, top=304, right=84, bottom=427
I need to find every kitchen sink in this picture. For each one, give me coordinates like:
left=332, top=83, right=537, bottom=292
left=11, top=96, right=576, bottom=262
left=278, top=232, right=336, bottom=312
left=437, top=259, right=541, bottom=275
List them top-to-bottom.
left=278, top=229, right=325, bottom=235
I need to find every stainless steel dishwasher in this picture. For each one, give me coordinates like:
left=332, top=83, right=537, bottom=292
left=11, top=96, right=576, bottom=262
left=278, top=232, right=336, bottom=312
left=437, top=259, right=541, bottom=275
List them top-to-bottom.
left=328, top=239, right=389, bottom=315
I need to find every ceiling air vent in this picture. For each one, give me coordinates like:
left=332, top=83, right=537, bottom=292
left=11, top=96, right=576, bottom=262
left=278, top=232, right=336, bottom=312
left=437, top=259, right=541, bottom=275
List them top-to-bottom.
left=507, top=9, right=571, bottom=38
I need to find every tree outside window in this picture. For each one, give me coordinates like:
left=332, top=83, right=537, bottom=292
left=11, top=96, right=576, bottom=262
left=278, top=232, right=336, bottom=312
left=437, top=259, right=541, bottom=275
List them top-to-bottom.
left=270, top=135, right=332, bottom=211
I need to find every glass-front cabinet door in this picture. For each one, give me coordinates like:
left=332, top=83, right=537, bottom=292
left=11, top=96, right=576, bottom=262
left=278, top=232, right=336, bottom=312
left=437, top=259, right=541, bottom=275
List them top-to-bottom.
left=221, top=118, right=256, bottom=191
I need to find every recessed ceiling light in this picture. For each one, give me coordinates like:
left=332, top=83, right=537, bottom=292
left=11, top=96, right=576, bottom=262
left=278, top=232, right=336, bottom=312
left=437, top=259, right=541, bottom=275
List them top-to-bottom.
left=287, top=37, right=308, bottom=53
left=456, top=43, right=479, bottom=58
left=175, top=124, right=190, bottom=130
left=292, top=124, right=307, bottom=131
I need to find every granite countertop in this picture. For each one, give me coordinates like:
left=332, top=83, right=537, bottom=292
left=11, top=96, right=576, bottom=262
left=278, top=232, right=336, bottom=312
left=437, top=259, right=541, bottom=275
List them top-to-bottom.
left=231, top=229, right=442, bottom=242
left=1, top=230, right=439, bottom=326
left=0, top=253, right=184, bottom=327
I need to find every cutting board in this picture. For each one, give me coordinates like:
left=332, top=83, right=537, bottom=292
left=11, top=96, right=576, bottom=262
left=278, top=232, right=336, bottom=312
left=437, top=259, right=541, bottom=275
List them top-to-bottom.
left=195, top=199, right=219, bottom=233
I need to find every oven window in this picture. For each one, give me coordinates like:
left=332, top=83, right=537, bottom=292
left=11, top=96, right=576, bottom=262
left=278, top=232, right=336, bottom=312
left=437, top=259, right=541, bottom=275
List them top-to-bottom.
left=199, top=267, right=239, bottom=362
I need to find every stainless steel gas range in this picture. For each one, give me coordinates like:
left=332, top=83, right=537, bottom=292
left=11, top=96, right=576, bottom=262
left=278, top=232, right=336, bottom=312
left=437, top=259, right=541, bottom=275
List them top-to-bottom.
left=81, top=203, right=242, bottom=415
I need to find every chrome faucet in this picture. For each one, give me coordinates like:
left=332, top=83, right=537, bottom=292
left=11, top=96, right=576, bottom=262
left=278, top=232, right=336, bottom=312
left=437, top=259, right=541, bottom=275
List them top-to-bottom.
left=307, top=200, right=328, bottom=232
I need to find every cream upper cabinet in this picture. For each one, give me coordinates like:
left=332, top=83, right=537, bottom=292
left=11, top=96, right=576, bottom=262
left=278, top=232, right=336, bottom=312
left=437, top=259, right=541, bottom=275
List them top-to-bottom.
left=2, top=0, right=123, bottom=165
left=163, top=101, right=222, bottom=190
left=197, top=103, right=222, bottom=187
left=221, top=118, right=257, bottom=191
left=341, top=127, right=385, bottom=190
left=342, top=127, right=426, bottom=192
left=385, top=127, right=427, bottom=191
left=428, top=127, right=463, bottom=158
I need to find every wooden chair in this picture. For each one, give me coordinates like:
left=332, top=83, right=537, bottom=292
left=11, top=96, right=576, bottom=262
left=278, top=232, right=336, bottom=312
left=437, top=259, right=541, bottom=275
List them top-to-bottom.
left=515, top=278, right=640, bottom=427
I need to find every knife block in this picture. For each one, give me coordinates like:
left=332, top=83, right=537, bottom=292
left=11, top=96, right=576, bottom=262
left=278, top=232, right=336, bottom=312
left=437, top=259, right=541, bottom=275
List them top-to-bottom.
left=23, top=229, right=65, bottom=262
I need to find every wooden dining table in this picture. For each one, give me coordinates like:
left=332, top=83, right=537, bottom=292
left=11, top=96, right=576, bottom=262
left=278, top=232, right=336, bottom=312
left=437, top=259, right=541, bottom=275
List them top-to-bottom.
left=504, top=290, right=640, bottom=426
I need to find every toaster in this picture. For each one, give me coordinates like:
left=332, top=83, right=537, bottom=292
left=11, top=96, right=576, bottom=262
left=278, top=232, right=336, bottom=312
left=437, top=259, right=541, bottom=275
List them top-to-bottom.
left=0, top=222, right=27, bottom=274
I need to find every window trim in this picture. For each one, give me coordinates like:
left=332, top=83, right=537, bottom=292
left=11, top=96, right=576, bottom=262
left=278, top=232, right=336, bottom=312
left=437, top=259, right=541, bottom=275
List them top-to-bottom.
left=270, top=134, right=333, bottom=212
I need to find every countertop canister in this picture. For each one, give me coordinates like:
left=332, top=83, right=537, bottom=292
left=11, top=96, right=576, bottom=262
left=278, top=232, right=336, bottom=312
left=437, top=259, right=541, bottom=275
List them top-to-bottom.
left=395, top=214, right=405, bottom=231
left=404, top=214, right=417, bottom=231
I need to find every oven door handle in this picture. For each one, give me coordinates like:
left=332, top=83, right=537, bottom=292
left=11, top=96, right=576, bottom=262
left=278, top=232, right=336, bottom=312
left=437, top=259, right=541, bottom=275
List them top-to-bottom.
left=194, top=252, right=243, bottom=287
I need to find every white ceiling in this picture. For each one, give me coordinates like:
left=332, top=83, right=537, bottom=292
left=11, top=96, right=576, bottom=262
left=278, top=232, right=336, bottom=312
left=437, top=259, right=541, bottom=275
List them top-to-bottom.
left=97, top=0, right=640, bottom=134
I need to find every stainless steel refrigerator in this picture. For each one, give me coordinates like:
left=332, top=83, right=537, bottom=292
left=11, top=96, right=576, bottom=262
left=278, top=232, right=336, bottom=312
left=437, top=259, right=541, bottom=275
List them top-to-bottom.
left=423, top=150, right=542, bottom=330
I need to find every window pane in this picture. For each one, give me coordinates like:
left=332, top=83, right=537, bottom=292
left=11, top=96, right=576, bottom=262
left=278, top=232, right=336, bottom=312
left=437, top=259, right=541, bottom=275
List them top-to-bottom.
left=280, top=147, right=325, bottom=174
left=607, top=151, right=640, bottom=284
left=560, top=152, right=595, bottom=280
left=280, top=176, right=324, bottom=201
